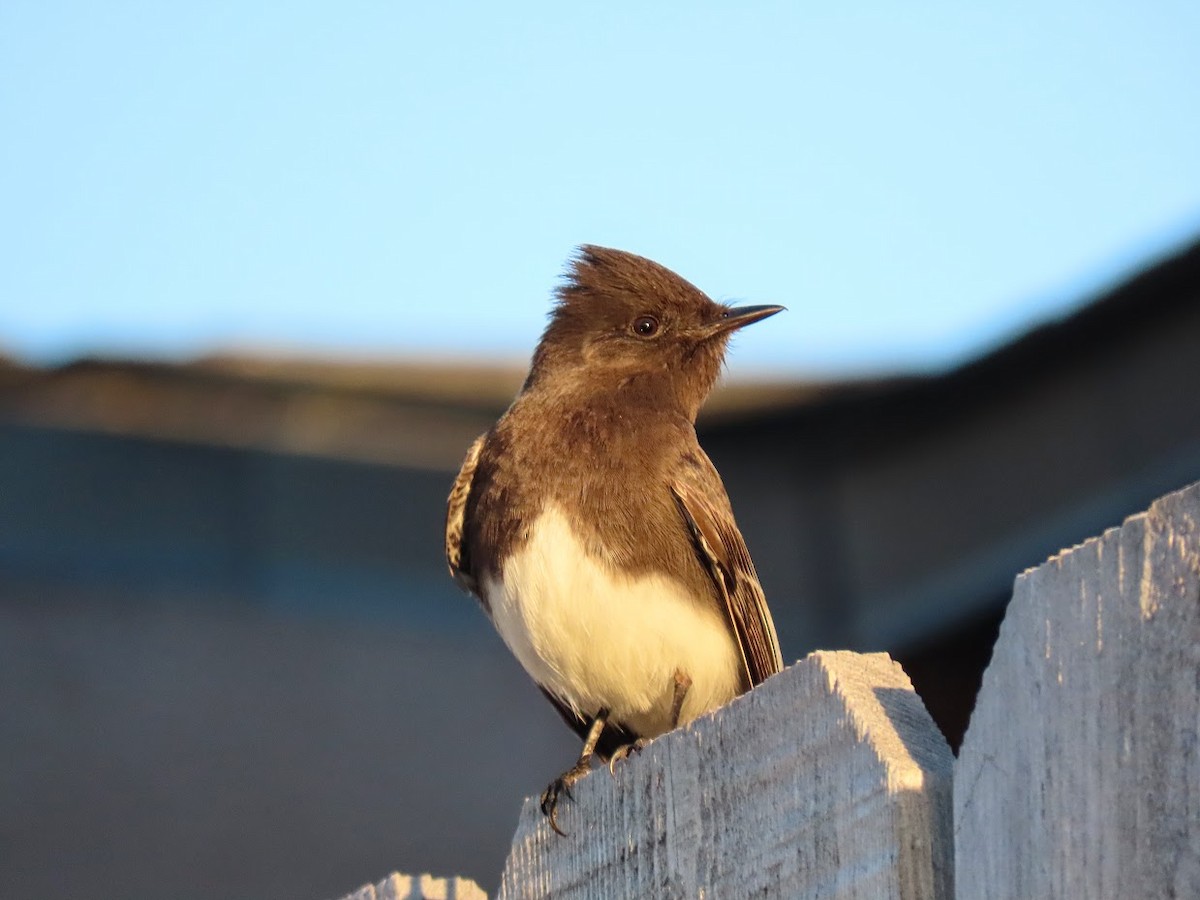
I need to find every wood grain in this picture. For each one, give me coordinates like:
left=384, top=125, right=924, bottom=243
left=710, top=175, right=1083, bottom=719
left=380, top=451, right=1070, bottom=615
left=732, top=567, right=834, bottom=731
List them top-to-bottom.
left=955, top=479, right=1200, bottom=899
left=499, top=650, right=953, bottom=899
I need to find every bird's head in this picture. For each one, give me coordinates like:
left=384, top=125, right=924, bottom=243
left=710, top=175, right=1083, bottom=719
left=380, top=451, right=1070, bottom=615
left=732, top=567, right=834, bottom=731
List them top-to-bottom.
left=524, top=245, right=783, bottom=419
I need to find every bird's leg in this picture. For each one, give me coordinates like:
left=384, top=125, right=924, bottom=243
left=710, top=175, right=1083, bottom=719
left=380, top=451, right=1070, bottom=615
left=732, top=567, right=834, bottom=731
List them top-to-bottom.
left=668, top=668, right=693, bottom=728
left=609, top=669, right=693, bottom=775
left=540, top=710, right=607, bottom=836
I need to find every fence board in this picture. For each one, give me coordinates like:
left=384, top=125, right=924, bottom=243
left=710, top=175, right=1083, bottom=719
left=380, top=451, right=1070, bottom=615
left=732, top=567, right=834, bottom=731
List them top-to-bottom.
left=954, top=480, right=1200, bottom=898
left=497, top=650, right=953, bottom=900
left=336, top=872, right=486, bottom=900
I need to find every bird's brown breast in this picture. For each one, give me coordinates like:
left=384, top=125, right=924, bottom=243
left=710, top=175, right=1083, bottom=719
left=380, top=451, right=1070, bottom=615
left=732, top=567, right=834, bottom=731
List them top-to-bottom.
left=464, top=388, right=719, bottom=613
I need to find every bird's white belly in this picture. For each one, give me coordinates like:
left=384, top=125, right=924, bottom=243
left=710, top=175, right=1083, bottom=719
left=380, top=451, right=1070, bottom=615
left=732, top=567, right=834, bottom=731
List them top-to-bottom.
left=481, top=505, right=742, bottom=739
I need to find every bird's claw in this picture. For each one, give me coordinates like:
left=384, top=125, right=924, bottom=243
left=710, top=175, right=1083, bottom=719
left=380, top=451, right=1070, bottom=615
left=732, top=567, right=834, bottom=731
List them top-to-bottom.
left=607, top=738, right=648, bottom=775
left=539, top=760, right=591, bottom=836
left=539, top=780, right=570, bottom=836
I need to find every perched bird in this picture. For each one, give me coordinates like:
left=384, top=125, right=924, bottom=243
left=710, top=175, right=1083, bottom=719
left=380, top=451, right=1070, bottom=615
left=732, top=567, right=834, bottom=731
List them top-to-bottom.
left=445, top=245, right=784, bottom=834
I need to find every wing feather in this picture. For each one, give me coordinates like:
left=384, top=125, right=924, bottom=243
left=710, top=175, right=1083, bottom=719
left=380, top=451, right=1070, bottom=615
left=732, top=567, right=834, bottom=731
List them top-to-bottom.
left=445, top=434, right=486, bottom=598
left=671, top=452, right=783, bottom=687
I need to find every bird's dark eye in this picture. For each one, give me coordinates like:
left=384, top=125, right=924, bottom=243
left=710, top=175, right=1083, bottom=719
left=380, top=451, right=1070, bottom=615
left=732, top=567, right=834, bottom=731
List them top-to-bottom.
left=633, top=315, right=660, bottom=337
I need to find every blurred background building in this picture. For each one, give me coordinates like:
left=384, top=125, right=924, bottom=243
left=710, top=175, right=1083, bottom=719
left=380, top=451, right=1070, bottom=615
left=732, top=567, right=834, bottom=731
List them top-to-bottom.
left=3, top=238, right=1199, bottom=897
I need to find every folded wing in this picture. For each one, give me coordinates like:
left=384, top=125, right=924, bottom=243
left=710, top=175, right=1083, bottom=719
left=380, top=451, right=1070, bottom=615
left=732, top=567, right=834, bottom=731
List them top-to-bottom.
left=445, top=434, right=486, bottom=598
left=671, top=451, right=784, bottom=687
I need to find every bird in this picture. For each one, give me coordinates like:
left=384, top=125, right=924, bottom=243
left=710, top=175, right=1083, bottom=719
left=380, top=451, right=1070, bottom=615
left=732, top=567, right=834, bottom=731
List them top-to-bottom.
left=445, top=245, right=785, bottom=834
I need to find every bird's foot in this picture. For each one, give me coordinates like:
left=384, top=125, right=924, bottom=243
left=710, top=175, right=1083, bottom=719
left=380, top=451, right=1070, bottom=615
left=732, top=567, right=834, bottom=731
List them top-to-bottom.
left=608, top=738, right=648, bottom=775
left=539, top=758, right=593, bottom=836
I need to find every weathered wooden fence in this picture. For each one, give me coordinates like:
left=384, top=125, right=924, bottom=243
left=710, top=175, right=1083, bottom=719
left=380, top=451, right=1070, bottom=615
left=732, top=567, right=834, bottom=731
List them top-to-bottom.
left=337, top=480, right=1200, bottom=899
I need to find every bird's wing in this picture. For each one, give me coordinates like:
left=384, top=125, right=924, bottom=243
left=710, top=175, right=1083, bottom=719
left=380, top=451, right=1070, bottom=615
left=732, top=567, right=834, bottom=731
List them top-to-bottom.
left=445, top=433, right=486, bottom=597
left=671, top=451, right=784, bottom=687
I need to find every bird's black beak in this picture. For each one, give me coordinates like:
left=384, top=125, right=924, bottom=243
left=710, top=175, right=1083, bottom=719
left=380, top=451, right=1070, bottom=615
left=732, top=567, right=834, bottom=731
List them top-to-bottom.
left=707, top=304, right=786, bottom=336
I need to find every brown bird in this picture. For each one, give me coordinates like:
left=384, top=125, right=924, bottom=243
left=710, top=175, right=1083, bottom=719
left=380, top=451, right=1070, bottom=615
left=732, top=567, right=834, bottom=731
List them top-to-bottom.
left=445, top=245, right=784, bottom=834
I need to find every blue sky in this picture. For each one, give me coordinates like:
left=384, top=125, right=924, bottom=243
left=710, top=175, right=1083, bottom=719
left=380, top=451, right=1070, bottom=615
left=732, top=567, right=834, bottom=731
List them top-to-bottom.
left=3, top=3, right=1199, bottom=377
